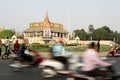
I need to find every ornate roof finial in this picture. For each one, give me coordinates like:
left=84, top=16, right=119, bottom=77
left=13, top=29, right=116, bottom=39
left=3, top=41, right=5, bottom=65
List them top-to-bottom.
left=44, top=10, right=50, bottom=23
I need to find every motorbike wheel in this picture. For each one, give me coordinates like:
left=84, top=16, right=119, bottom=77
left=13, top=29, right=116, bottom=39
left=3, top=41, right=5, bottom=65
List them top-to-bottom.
left=2, top=53, right=8, bottom=60
left=9, top=66, right=21, bottom=72
left=41, top=66, right=57, bottom=78
left=111, top=73, right=120, bottom=80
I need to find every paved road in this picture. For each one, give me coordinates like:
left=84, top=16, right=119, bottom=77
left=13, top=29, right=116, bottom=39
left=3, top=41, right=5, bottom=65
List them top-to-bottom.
left=0, top=57, right=120, bottom=80
left=0, top=60, right=67, bottom=80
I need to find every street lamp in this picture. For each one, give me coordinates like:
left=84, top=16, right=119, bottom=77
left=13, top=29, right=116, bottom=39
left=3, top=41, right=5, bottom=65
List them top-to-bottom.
left=72, top=32, right=75, bottom=40
left=90, top=36, right=92, bottom=41
left=113, top=37, right=115, bottom=44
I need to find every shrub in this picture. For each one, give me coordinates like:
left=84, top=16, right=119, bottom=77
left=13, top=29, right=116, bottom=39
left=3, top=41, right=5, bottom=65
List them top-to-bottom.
left=0, top=30, right=14, bottom=38
left=30, top=43, right=49, bottom=48
left=66, top=43, right=79, bottom=46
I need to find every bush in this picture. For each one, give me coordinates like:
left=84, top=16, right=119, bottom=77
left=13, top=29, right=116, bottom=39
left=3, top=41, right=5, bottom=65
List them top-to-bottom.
left=0, top=30, right=14, bottom=38
left=28, top=43, right=50, bottom=52
left=28, top=43, right=110, bottom=52
left=30, top=43, right=49, bottom=48
left=66, top=43, right=79, bottom=46
left=100, top=45, right=110, bottom=52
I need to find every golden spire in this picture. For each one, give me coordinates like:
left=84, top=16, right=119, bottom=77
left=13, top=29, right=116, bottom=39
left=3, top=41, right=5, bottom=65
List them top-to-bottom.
left=44, top=10, right=50, bottom=23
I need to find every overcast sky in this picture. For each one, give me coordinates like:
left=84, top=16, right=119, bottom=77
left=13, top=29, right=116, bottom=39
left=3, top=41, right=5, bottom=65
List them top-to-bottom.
left=0, top=0, right=120, bottom=33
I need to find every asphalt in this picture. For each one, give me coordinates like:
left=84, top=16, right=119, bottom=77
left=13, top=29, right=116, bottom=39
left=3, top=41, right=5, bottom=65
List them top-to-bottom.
left=0, top=57, right=120, bottom=80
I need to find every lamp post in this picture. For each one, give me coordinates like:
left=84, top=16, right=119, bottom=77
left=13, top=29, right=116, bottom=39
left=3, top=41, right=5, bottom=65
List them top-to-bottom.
left=72, top=32, right=75, bottom=40
left=90, top=36, right=92, bottom=41
left=113, top=37, right=115, bottom=44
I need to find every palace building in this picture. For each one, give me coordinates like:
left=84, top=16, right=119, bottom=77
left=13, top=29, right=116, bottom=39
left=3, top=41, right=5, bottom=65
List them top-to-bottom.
left=23, top=11, right=69, bottom=44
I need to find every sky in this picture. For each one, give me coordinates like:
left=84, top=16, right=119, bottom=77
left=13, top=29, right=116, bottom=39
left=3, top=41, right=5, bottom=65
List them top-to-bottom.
left=0, top=0, right=120, bottom=33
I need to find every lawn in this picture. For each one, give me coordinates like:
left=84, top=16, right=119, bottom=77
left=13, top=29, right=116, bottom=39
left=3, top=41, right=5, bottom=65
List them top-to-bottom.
left=1, top=43, right=110, bottom=53
left=29, top=44, right=110, bottom=52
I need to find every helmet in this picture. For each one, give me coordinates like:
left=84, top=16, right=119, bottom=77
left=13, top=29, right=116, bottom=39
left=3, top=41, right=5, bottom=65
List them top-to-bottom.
left=57, top=38, right=64, bottom=43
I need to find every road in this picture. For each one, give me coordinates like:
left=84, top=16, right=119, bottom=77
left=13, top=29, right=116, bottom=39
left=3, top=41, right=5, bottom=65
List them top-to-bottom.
left=0, top=57, right=120, bottom=80
left=0, top=60, right=67, bottom=80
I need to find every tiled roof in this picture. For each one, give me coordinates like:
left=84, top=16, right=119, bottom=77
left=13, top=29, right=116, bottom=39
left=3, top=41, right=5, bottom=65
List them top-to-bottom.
left=24, top=27, right=68, bottom=33
left=24, top=28, right=44, bottom=32
left=51, top=28, right=68, bottom=33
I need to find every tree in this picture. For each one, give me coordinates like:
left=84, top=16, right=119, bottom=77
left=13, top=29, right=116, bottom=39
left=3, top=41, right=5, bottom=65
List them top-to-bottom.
left=72, top=25, right=120, bottom=41
left=87, top=25, right=95, bottom=40
left=88, top=25, right=95, bottom=33
left=102, top=26, right=112, bottom=33
left=93, top=27, right=112, bottom=40
left=0, top=29, right=14, bottom=39
left=73, top=29, right=87, bottom=40
left=111, top=32, right=120, bottom=43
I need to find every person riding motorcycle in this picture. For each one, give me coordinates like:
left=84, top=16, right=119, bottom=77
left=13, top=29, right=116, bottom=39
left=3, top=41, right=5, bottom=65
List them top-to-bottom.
left=2, top=37, right=11, bottom=59
left=15, top=39, right=33, bottom=64
left=51, top=39, right=71, bottom=70
left=14, top=40, right=20, bottom=53
left=82, top=42, right=113, bottom=80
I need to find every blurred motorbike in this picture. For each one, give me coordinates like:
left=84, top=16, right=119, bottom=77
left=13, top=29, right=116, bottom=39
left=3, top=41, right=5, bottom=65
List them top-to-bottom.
left=2, top=45, right=13, bottom=60
left=107, top=47, right=120, bottom=57
left=9, top=50, right=44, bottom=71
left=39, top=54, right=84, bottom=78
left=66, top=57, right=120, bottom=80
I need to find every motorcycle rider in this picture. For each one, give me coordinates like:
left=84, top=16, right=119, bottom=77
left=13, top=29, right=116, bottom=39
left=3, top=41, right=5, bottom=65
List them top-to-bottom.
left=2, top=37, right=11, bottom=59
left=5, top=37, right=10, bottom=52
left=14, top=38, right=33, bottom=64
left=51, top=38, right=71, bottom=70
left=13, top=40, right=20, bottom=53
left=82, top=42, right=113, bottom=80
left=107, top=47, right=115, bottom=57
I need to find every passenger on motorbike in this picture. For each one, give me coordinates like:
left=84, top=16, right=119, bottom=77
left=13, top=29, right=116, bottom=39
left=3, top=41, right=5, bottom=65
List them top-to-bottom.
left=16, top=39, right=33, bottom=64
left=51, top=39, right=71, bottom=70
left=13, top=40, right=20, bottom=54
left=82, top=42, right=113, bottom=80
left=107, top=47, right=115, bottom=57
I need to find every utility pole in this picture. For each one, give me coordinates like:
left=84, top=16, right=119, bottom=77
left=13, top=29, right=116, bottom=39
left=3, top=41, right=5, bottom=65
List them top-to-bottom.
left=113, top=37, right=115, bottom=44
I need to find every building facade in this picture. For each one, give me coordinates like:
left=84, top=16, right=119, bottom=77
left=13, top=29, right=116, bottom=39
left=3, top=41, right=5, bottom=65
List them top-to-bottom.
left=23, top=11, right=69, bottom=44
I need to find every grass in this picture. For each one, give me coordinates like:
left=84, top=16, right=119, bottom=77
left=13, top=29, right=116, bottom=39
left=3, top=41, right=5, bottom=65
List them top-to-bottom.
left=1, top=44, right=110, bottom=53
left=29, top=44, right=110, bottom=53
left=65, top=45, right=110, bottom=52
left=100, top=45, right=110, bottom=52
left=29, top=47, right=51, bottom=52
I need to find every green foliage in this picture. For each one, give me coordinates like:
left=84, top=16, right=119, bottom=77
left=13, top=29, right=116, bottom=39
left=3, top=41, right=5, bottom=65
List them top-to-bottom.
left=73, top=25, right=120, bottom=42
left=88, top=25, right=95, bottom=33
left=93, top=28, right=109, bottom=40
left=73, top=29, right=88, bottom=40
left=0, top=30, right=14, bottom=39
left=1, top=43, right=110, bottom=52
left=29, top=43, right=50, bottom=52
left=30, top=43, right=49, bottom=48
left=66, top=43, right=79, bottom=46
left=65, top=44, right=110, bottom=52
left=100, top=45, right=110, bottom=52
left=65, top=46, right=87, bottom=52
left=29, top=47, right=50, bottom=52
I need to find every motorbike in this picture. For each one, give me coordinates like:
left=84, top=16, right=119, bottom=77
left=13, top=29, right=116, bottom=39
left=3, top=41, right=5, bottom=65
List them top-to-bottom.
left=2, top=45, right=13, bottom=60
left=107, top=47, right=120, bottom=57
left=9, top=50, right=44, bottom=71
left=39, top=54, right=84, bottom=78
left=66, top=57, right=120, bottom=80
left=67, top=68, right=120, bottom=80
